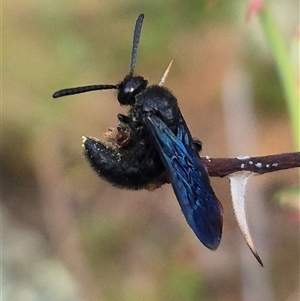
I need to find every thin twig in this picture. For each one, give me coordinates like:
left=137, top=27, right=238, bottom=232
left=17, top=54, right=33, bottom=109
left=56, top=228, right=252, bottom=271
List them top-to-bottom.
left=203, top=152, right=300, bottom=177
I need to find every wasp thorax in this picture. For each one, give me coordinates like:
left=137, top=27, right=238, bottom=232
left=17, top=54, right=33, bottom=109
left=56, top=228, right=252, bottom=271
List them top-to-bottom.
left=117, top=75, right=148, bottom=105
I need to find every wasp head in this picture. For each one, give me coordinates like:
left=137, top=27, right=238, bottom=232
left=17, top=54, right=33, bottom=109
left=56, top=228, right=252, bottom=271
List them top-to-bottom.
left=117, top=75, right=148, bottom=105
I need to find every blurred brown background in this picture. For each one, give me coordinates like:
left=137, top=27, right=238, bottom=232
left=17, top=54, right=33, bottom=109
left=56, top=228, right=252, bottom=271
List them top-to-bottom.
left=2, top=1, right=299, bottom=301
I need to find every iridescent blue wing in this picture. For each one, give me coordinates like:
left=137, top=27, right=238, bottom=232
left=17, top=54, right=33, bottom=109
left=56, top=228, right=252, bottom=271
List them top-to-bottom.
left=144, top=114, right=223, bottom=249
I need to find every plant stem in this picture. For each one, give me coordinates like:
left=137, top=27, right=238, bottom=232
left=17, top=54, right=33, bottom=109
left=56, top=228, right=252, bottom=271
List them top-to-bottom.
left=258, top=3, right=299, bottom=149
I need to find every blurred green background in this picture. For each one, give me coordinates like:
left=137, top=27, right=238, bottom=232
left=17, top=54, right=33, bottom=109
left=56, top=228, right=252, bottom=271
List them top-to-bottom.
left=2, top=1, right=299, bottom=301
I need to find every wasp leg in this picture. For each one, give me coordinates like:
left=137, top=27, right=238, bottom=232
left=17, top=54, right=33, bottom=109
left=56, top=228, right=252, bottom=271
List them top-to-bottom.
left=117, top=114, right=131, bottom=124
left=117, top=124, right=128, bottom=132
left=194, top=139, right=202, bottom=152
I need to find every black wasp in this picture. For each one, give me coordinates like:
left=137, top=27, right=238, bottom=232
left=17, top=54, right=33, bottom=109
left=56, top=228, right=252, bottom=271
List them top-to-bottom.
left=53, top=14, right=223, bottom=250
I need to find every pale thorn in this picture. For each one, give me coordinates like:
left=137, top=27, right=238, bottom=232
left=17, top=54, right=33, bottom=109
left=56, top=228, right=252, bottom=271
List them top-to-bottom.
left=158, top=60, right=173, bottom=86
left=228, top=171, right=264, bottom=266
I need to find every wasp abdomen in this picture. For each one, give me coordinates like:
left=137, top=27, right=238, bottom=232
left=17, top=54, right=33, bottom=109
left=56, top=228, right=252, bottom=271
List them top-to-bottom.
left=83, top=136, right=164, bottom=189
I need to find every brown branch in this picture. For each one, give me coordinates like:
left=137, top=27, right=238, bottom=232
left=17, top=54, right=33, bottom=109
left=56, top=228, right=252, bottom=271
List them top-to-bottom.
left=202, top=152, right=300, bottom=177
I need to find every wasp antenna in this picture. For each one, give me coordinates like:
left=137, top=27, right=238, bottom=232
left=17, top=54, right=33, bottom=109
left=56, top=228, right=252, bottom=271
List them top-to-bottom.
left=129, top=14, right=145, bottom=76
left=158, top=60, right=173, bottom=87
left=52, top=84, right=118, bottom=98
